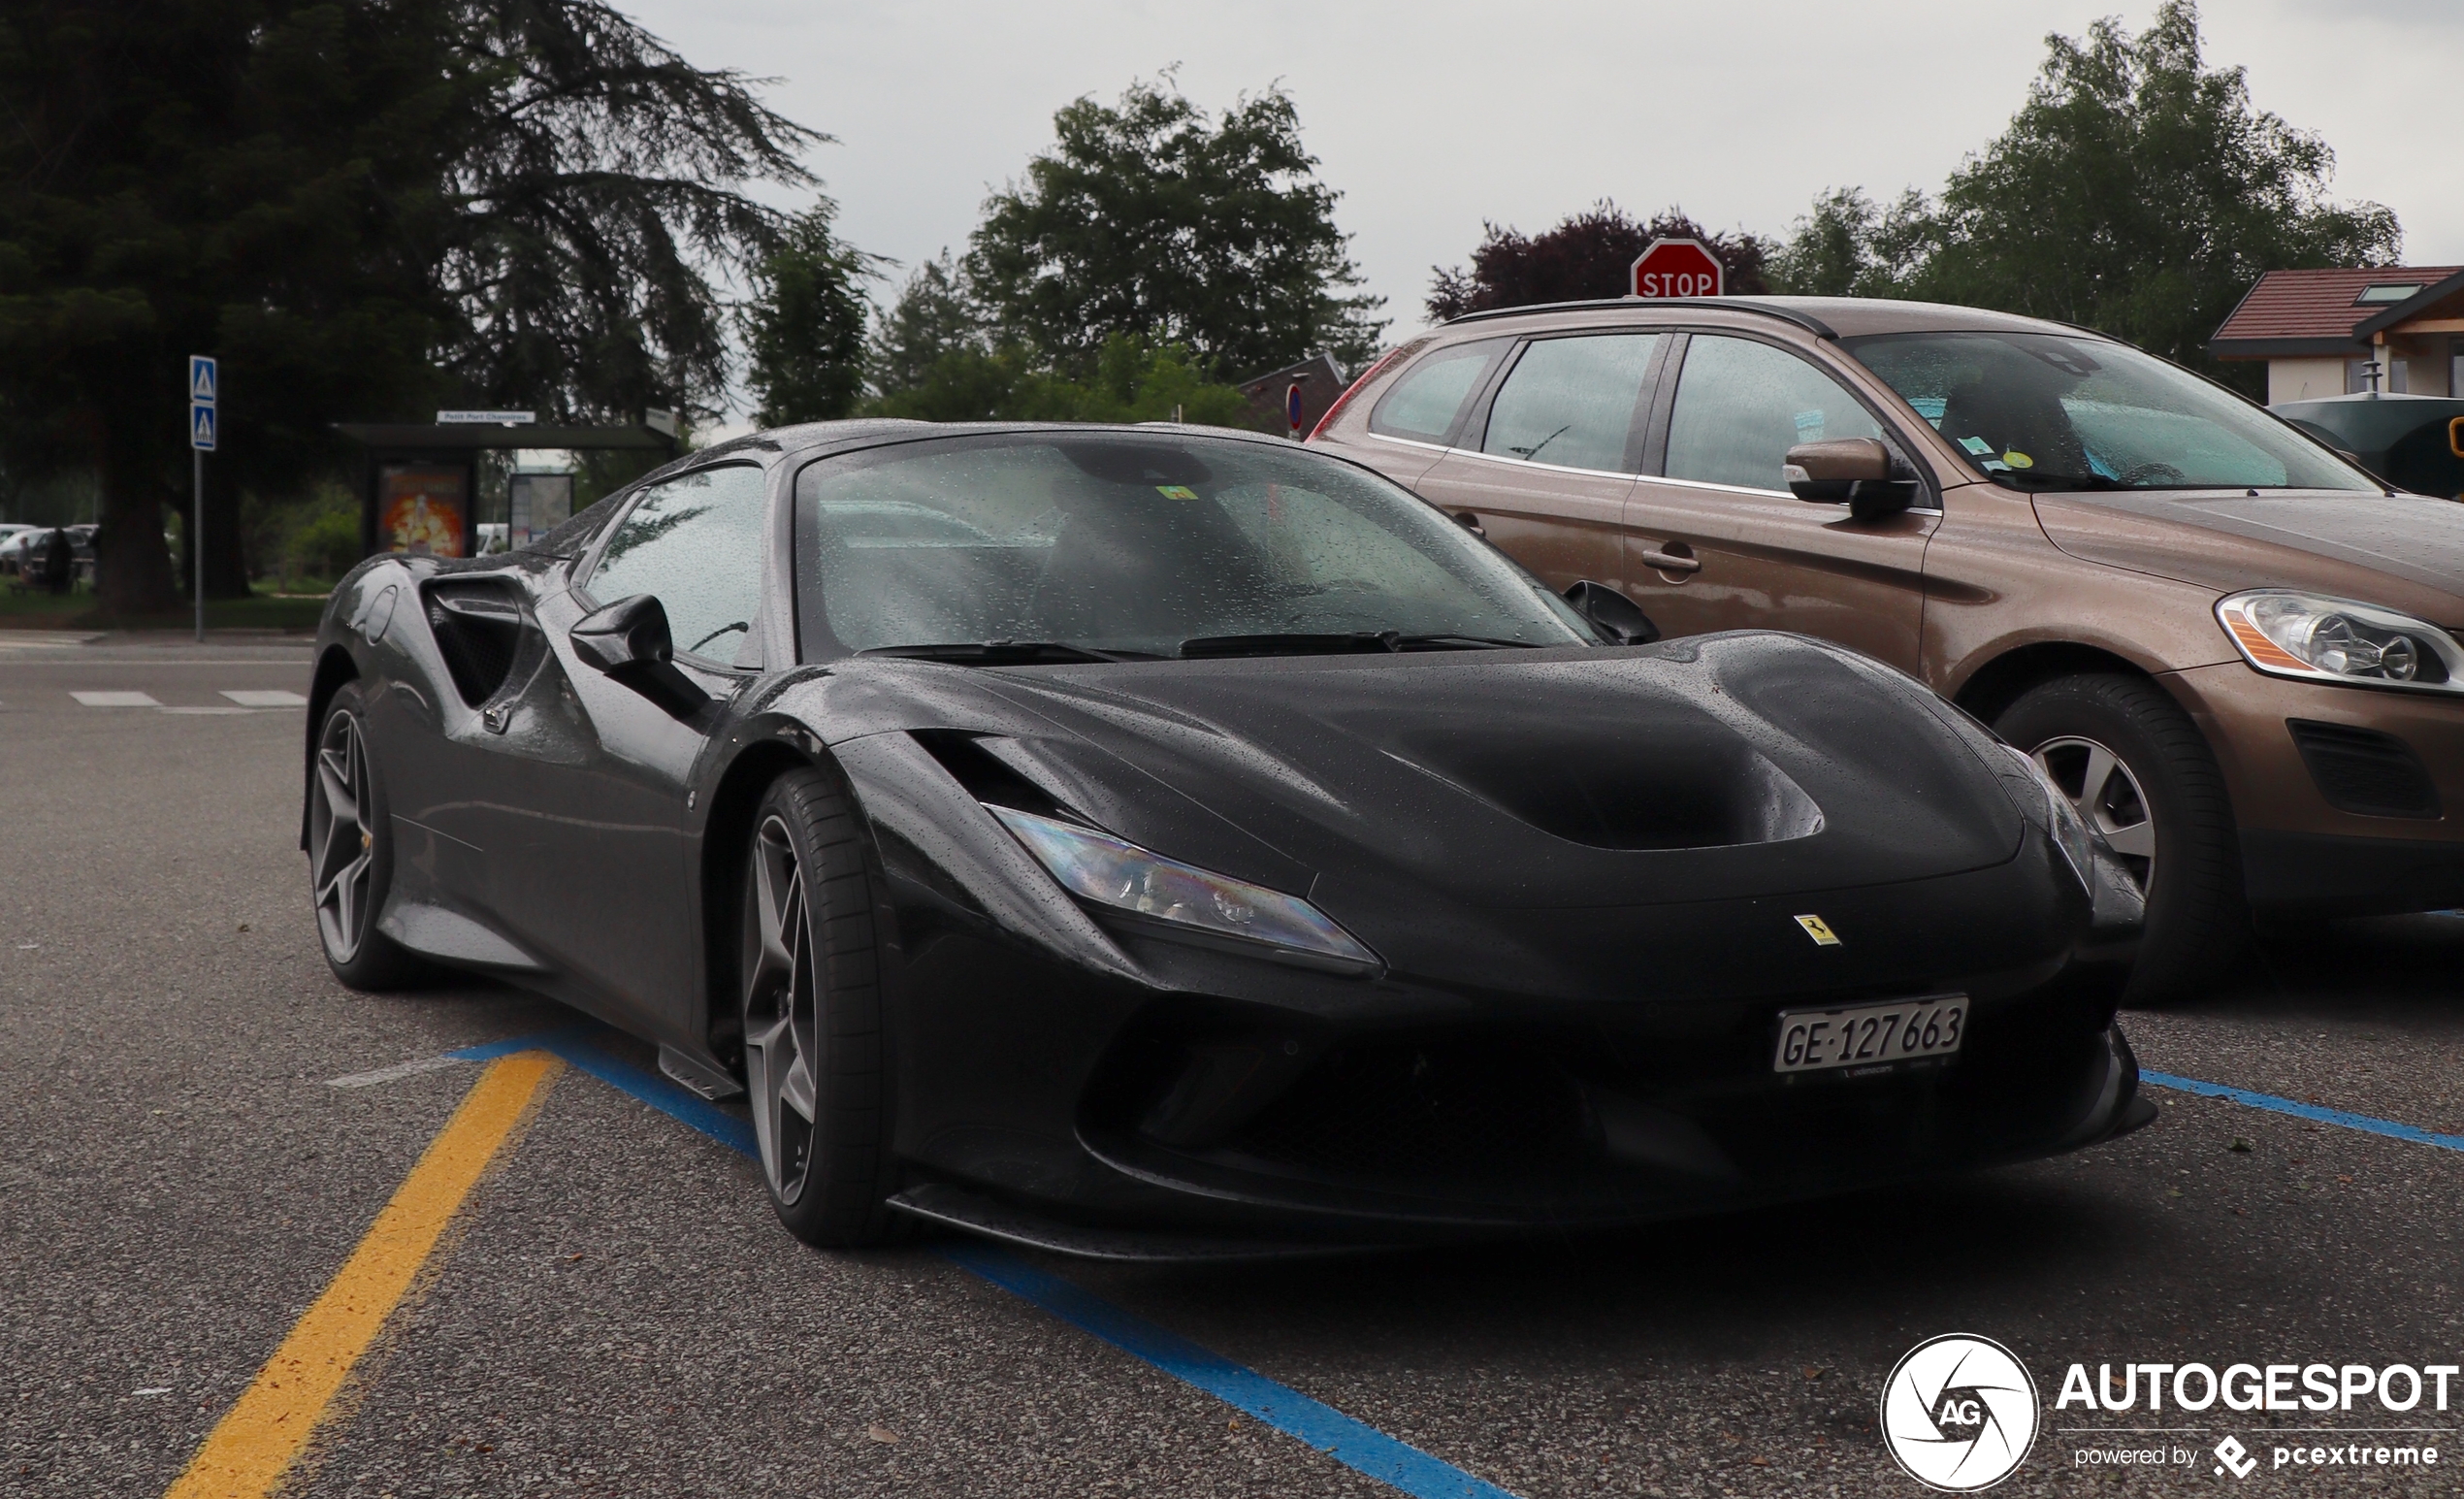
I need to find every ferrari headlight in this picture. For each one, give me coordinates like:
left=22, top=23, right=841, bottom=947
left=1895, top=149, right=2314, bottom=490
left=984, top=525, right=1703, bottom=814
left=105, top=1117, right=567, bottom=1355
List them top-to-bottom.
left=2218, top=591, right=2464, bottom=693
left=2005, top=747, right=2095, bottom=892
left=989, top=805, right=1379, bottom=974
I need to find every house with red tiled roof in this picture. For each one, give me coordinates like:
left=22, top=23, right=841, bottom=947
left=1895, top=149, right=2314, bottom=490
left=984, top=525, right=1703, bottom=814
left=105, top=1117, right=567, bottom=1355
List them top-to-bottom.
left=2211, top=267, right=2464, bottom=403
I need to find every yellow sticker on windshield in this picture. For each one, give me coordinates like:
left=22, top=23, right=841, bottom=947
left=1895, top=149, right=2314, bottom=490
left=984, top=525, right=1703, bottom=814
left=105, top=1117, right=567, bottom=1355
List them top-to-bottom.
left=2003, top=451, right=2033, bottom=469
left=1154, top=485, right=1199, bottom=500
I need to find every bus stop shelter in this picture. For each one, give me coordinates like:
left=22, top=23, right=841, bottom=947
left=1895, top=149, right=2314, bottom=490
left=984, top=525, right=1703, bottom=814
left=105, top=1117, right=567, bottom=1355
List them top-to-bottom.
left=336, top=419, right=678, bottom=561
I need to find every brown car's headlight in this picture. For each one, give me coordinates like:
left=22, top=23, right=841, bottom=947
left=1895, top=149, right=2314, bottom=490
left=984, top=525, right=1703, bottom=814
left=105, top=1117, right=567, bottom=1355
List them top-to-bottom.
left=2217, top=590, right=2464, bottom=693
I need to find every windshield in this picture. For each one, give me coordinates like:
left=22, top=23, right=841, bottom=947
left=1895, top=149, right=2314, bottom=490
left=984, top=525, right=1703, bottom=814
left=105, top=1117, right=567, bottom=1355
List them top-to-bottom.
left=1842, top=331, right=2376, bottom=493
left=794, top=432, right=1592, bottom=659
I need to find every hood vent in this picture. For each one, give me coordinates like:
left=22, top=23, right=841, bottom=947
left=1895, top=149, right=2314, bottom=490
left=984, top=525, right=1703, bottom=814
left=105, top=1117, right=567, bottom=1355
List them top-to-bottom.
left=1382, top=720, right=1824, bottom=852
left=909, top=730, right=1068, bottom=818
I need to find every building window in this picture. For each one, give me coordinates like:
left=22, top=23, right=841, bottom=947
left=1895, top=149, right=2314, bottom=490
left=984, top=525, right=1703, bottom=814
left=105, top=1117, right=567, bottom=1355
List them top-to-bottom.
left=2354, top=282, right=2424, bottom=306
left=2345, top=357, right=2407, bottom=394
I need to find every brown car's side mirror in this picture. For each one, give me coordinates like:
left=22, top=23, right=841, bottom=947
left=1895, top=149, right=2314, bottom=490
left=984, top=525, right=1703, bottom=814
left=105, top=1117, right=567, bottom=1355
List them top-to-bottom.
left=1784, top=438, right=1918, bottom=521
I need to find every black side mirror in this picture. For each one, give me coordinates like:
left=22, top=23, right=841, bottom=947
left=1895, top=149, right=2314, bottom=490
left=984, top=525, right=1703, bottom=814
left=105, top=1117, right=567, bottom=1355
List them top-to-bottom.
left=1784, top=437, right=1919, bottom=521
left=1564, top=579, right=1661, bottom=646
left=570, top=594, right=707, bottom=716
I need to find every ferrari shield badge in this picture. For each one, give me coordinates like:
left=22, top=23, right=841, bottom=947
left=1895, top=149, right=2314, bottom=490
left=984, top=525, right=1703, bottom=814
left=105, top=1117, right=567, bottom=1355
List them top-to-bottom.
left=1795, top=914, right=1842, bottom=947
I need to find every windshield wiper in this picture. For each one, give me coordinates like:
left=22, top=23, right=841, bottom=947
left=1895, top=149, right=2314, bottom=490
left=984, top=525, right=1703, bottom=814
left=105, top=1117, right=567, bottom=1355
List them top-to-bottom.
left=1994, top=471, right=2125, bottom=492
left=687, top=621, right=749, bottom=654
left=1179, top=631, right=1540, bottom=659
left=859, top=640, right=1153, bottom=665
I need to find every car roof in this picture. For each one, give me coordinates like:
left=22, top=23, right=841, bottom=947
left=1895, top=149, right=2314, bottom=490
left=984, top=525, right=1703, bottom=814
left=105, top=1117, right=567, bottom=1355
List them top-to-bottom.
left=1441, top=294, right=2092, bottom=342
left=766, top=418, right=1309, bottom=468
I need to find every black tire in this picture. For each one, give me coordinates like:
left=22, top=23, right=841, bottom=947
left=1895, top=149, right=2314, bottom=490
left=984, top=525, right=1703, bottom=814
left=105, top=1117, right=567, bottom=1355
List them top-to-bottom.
left=1996, top=673, right=2249, bottom=1005
left=308, top=683, right=431, bottom=991
left=738, top=766, right=901, bottom=1247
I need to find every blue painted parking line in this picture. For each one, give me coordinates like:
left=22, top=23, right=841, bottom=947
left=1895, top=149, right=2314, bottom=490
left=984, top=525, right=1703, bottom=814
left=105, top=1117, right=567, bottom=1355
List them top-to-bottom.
left=328, top=1026, right=597, bottom=1088
left=448, top=1026, right=597, bottom=1063
left=531, top=1032, right=759, bottom=1158
left=537, top=1032, right=1520, bottom=1499
left=2141, top=1070, right=2464, bottom=1153
left=943, top=1240, right=1518, bottom=1499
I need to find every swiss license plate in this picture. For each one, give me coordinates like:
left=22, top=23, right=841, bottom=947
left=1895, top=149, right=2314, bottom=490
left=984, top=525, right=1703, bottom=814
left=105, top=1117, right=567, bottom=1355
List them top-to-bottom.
left=1773, top=995, right=1966, bottom=1076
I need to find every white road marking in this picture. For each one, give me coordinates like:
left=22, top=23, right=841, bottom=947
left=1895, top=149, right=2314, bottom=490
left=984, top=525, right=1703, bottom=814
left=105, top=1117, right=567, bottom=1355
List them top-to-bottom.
left=0, top=632, right=102, bottom=649
left=220, top=689, right=308, bottom=707
left=70, top=691, right=160, bottom=707
left=160, top=705, right=254, bottom=715
left=326, top=1054, right=470, bottom=1089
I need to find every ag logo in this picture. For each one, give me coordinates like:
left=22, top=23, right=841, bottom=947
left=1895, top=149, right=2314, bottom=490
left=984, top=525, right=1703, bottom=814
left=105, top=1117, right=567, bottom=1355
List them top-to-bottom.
left=1795, top=913, right=1841, bottom=946
left=1880, top=1333, right=2039, bottom=1490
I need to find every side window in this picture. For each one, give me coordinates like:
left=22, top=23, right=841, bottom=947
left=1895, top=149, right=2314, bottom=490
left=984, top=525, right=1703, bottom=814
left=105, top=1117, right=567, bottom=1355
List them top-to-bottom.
left=1479, top=333, right=1659, bottom=472
left=1664, top=336, right=1885, bottom=492
left=1369, top=339, right=1509, bottom=442
left=586, top=465, right=768, bottom=665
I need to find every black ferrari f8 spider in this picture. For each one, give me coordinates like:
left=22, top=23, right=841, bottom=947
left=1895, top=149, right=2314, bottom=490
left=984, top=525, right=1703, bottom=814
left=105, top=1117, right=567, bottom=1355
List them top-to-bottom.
left=306, top=422, right=2152, bottom=1256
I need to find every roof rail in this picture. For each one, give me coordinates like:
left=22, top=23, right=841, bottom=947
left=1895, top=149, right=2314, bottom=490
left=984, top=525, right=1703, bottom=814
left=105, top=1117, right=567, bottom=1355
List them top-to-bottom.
left=1443, top=296, right=1839, bottom=341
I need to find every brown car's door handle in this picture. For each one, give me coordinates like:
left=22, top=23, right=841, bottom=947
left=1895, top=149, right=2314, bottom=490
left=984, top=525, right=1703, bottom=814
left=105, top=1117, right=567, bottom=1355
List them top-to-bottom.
left=1453, top=510, right=1487, bottom=538
left=1637, top=546, right=1701, bottom=572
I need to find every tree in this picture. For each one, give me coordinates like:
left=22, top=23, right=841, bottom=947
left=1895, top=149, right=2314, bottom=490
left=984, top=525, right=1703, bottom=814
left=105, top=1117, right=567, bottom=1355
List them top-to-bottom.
left=0, top=0, right=823, bottom=615
left=0, top=0, right=458, bottom=612
left=437, top=1, right=827, bottom=425
left=1767, top=2, right=2399, bottom=387
left=966, top=77, right=1384, bottom=378
left=1764, top=188, right=1933, bottom=300
left=741, top=198, right=879, bottom=425
left=1426, top=202, right=1771, bottom=321
left=868, top=251, right=986, bottom=398
left=868, top=334, right=1265, bottom=429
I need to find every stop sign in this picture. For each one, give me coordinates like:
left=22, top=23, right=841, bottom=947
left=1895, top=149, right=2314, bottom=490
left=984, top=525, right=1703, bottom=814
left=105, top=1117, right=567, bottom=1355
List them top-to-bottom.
left=1630, top=237, right=1724, bottom=299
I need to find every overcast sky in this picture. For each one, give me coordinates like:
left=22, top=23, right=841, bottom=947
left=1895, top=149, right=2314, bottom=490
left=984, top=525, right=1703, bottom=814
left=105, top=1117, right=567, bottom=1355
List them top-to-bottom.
left=621, top=0, right=2458, bottom=369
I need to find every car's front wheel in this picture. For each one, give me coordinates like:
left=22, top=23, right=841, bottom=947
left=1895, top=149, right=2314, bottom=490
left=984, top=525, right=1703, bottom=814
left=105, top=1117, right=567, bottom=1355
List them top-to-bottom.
left=1996, top=672, right=2248, bottom=1004
left=308, top=683, right=428, bottom=990
left=739, top=767, right=901, bottom=1247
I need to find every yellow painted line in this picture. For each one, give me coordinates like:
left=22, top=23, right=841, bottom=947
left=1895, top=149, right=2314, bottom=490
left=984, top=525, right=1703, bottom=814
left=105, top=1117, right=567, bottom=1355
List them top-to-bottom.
left=163, top=1051, right=563, bottom=1499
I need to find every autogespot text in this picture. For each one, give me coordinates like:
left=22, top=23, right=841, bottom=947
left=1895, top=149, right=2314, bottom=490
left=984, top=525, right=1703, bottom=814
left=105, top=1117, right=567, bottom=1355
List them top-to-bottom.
left=2056, top=1360, right=2462, bottom=1413
left=2060, top=1363, right=2446, bottom=1474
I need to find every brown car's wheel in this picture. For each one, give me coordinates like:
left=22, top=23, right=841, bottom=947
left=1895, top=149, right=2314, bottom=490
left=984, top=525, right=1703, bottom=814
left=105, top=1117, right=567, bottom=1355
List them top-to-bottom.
left=1996, top=673, right=2248, bottom=1005
left=739, top=766, right=903, bottom=1248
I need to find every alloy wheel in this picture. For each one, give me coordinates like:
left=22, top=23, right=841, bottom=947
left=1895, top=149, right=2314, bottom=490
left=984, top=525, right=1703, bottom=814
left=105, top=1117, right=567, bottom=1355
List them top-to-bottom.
left=310, top=710, right=377, bottom=961
left=2032, top=734, right=2156, bottom=890
left=743, top=815, right=820, bottom=1204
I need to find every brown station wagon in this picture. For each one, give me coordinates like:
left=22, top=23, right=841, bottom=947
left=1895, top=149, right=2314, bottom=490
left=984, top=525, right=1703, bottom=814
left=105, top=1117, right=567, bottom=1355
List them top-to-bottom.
left=1311, top=296, right=2464, bottom=1001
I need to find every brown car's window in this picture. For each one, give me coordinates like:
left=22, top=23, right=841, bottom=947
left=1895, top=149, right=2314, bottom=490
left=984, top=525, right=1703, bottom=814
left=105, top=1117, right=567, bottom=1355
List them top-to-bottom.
left=1844, top=330, right=2377, bottom=492
left=1479, top=333, right=1658, bottom=472
left=1665, top=336, right=1884, bottom=492
left=1369, top=339, right=1509, bottom=442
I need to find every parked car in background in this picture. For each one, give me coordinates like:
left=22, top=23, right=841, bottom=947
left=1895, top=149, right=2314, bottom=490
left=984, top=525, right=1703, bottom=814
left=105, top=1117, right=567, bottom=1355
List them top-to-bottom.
left=1313, top=295, right=2464, bottom=1002
left=2274, top=392, right=2464, bottom=502
left=6, top=527, right=57, bottom=585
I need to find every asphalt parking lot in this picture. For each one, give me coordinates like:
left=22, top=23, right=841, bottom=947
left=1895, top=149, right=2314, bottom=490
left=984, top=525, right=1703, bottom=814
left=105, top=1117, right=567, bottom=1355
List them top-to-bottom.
left=9, top=634, right=2464, bottom=1498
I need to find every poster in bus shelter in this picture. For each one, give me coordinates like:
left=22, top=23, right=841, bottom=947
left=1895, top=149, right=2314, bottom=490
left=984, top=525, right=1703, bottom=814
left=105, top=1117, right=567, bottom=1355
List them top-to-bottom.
left=378, top=465, right=470, bottom=557
left=509, top=472, right=574, bottom=550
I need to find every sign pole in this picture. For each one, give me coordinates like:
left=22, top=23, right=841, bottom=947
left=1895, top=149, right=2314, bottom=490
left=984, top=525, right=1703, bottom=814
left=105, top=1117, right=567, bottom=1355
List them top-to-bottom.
left=187, top=354, right=217, bottom=642
left=192, top=446, right=205, bottom=642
